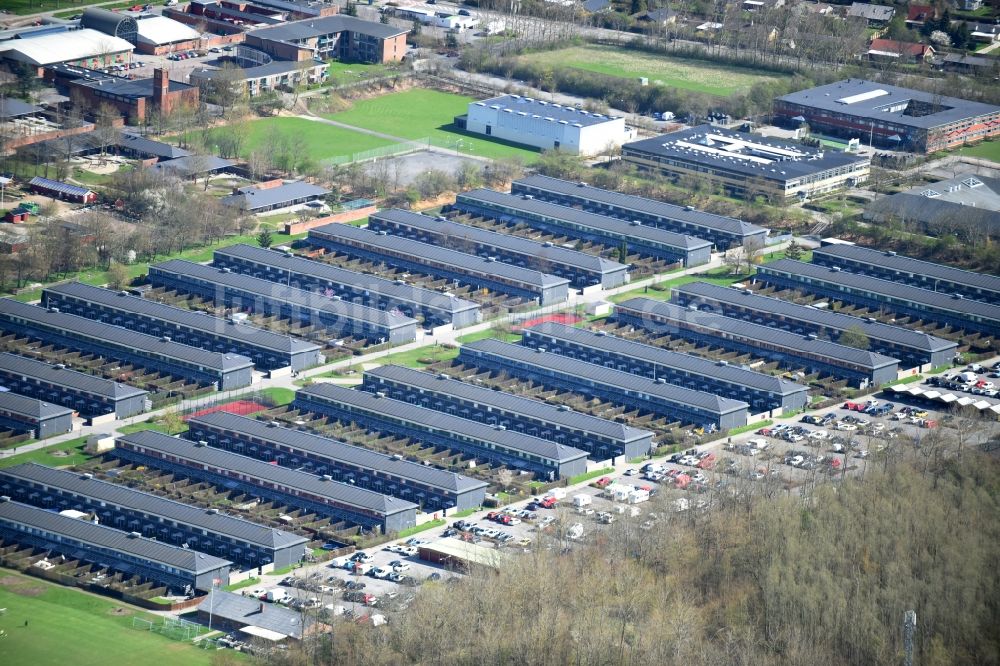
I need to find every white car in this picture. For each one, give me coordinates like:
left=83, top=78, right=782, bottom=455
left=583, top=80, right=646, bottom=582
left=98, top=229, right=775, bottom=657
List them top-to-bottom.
left=836, top=422, right=857, bottom=431
left=807, top=430, right=829, bottom=440
left=785, top=433, right=804, bottom=443
left=390, top=562, right=410, bottom=572
left=369, top=567, right=391, bottom=579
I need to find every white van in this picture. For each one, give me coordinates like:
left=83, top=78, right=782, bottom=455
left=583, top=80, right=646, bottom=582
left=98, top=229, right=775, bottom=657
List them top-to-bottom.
left=958, top=371, right=978, bottom=383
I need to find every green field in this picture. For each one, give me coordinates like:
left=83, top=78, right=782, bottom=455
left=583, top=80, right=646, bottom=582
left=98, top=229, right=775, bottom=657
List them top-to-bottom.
left=3, top=0, right=115, bottom=16
left=520, top=45, right=788, bottom=96
left=326, top=89, right=541, bottom=162
left=220, top=117, right=396, bottom=163
left=957, top=140, right=1000, bottom=162
left=610, top=267, right=752, bottom=303
left=0, top=437, right=91, bottom=470
left=0, top=569, right=218, bottom=666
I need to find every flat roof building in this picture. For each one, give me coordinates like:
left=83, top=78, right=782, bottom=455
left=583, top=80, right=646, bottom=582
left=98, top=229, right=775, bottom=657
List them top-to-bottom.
left=245, top=15, right=408, bottom=64
left=0, top=28, right=133, bottom=68
left=774, top=79, right=1000, bottom=154
left=463, top=94, right=629, bottom=156
left=622, top=124, right=870, bottom=202
left=511, top=174, right=767, bottom=250
left=452, top=189, right=713, bottom=267
left=368, top=209, right=629, bottom=290
left=307, top=223, right=571, bottom=306
left=811, top=243, right=1000, bottom=306
left=212, top=244, right=480, bottom=329
left=148, top=259, right=418, bottom=346
left=754, top=260, right=1000, bottom=337
left=42, top=282, right=322, bottom=372
left=672, top=282, right=957, bottom=369
left=614, top=298, right=901, bottom=388
left=0, top=299, right=253, bottom=391
left=522, top=323, right=809, bottom=415
left=457, top=339, right=749, bottom=431
left=0, top=352, right=148, bottom=420
left=362, top=364, right=655, bottom=461
left=294, top=384, right=589, bottom=480
left=0, top=391, right=73, bottom=439
left=186, top=412, right=488, bottom=513
left=114, top=431, right=418, bottom=534
left=0, top=463, right=308, bottom=569
left=0, top=497, right=232, bottom=592
left=418, top=537, right=511, bottom=572
left=197, top=591, right=324, bottom=642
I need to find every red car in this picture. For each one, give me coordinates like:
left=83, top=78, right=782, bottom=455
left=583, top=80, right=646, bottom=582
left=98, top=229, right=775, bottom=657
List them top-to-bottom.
left=594, top=477, right=612, bottom=488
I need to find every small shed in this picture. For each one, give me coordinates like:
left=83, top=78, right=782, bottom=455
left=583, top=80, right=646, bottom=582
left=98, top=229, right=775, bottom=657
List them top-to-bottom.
left=28, top=177, right=97, bottom=204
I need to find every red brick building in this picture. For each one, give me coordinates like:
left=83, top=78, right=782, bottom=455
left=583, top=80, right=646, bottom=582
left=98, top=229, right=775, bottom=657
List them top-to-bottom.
left=244, top=15, right=407, bottom=64
left=67, top=68, right=199, bottom=124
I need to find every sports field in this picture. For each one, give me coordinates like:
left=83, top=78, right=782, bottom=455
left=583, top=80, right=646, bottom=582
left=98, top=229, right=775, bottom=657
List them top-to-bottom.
left=520, top=45, right=788, bottom=96
left=326, top=89, right=541, bottom=162
left=233, top=117, right=396, bottom=162
left=0, top=569, right=218, bottom=666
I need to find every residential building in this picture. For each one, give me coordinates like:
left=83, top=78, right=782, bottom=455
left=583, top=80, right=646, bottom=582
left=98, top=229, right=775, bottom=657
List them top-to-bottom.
left=846, top=2, right=895, bottom=26
left=244, top=15, right=407, bottom=64
left=866, top=39, right=934, bottom=63
left=190, top=46, right=328, bottom=98
left=774, top=79, right=1000, bottom=154
left=462, top=94, right=630, bottom=156
left=622, top=125, right=871, bottom=201
left=511, top=174, right=768, bottom=250
left=221, top=180, right=330, bottom=214
left=451, top=189, right=713, bottom=266
left=367, top=209, right=629, bottom=290
left=306, top=223, right=571, bottom=306
left=811, top=242, right=1000, bottom=305
left=211, top=244, right=480, bottom=329
left=148, top=259, right=418, bottom=346
left=754, top=259, right=1000, bottom=336
left=672, top=281, right=958, bottom=369
left=42, top=282, right=322, bottom=372
left=614, top=298, right=901, bottom=388
left=0, top=299, right=254, bottom=390
left=521, top=323, right=809, bottom=415
left=457, top=340, right=750, bottom=430
left=0, top=352, right=149, bottom=419
left=361, top=364, right=655, bottom=461
left=294, top=384, right=590, bottom=480
left=0, top=391, right=73, bottom=439
left=186, top=412, right=488, bottom=512
left=114, top=431, right=418, bottom=534
left=0, top=463, right=308, bottom=569
left=0, top=497, right=232, bottom=592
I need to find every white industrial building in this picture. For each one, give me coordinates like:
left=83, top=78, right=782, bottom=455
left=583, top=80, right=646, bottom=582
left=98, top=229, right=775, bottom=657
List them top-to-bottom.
left=135, top=16, right=201, bottom=50
left=0, top=28, right=133, bottom=68
left=463, top=94, right=631, bottom=156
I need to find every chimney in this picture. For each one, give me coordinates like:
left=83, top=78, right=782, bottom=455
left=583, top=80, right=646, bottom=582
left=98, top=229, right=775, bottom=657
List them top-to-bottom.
left=153, top=68, right=170, bottom=107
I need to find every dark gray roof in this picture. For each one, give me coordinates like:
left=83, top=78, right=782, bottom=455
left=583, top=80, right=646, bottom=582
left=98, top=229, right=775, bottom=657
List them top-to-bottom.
left=582, top=0, right=611, bottom=12
left=846, top=2, right=894, bottom=21
left=247, top=15, right=407, bottom=43
left=776, top=79, right=1000, bottom=130
left=471, top=95, right=620, bottom=127
left=0, top=98, right=42, bottom=119
left=623, top=125, right=870, bottom=182
left=118, top=133, right=191, bottom=159
left=149, top=155, right=234, bottom=176
left=512, top=174, right=765, bottom=238
left=221, top=181, right=329, bottom=212
left=864, top=185, right=1000, bottom=236
left=456, top=189, right=712, bottom=251
left=369, top=209, right=626, bottom=274
left=310, top=223, right=571, bottom=290
left=812, top=243, right=1000, bottom=296
left=213, top=244, right=479, bottom=314
left=150, top=260, right=416, bottom=330
left=759, top=260, right=1000, bottom=322
left=45, top=282, right=319, bottom=356
left=674, top=282, right=956, bottom=353
left=615, top=297, right=901, bottom=370
left=0, top=298, right=254, bottom=374
left=524, top=322, right=807, bottom=395
left=461, top=339, right=749, bottom=415
left=0, top=352, right=149, bottom=401
left=364, top=364, right=653, bottom=444
left=297, top=384, right=589, bottom=463
left=0, top=390, right=73, bottom=421
left=188, top=412, right=487, bottom=494
left=117, top=431, right=417, bottom=516
left=0, top=463, right=307, bottom=550
left=0, top=498, right=233, bottom=574
left=197, top=590, right=314, bottom=639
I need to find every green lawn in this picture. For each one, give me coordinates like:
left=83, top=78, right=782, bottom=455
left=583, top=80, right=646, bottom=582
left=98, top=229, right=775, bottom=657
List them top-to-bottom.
left=4, top=0, right=114, bottom=16
left=50, top=0, right=138, bottom=17
left=520, top=45, right=789, bottom=97
left=325, top=61, right=392, bottom=78
left=326, top=89, right=541, bottom=162
left=209, top=117, right=396, bottom=163
left=957, top=140, right=1000, bottom=162
left=610, top=268, right=752, bottom=303
left=455, top=328, right=522, bottom=345
left=367, top=344, right=460, bottom=369
left=256, top=387, right=296, bottom=407
left=0, top=437, right=91, bottom=470
left=569, top=467, right=614, bottom=486
left=395, top=518, right=446, bottom=538
left=0, top=568, right=217, bottom=666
